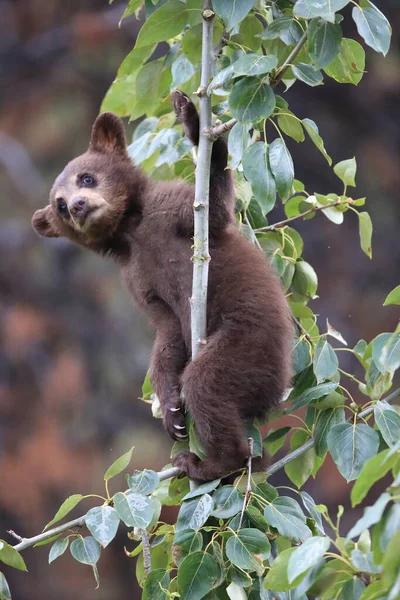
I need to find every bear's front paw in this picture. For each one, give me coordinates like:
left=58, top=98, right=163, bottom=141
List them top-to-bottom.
left=172, top=90, right=192, bottom=119
left=163, top=403, right=188, bottom=442
left=173, top=451, right=200, bottom=477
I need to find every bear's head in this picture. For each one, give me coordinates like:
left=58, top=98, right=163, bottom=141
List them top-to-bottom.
left=32, top=113, right=141, bottom=247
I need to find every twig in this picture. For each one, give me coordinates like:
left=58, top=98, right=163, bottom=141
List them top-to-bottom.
left=190, top=1, right=215, bottom=356
left=208, top=28, right=309, bottom=138
left=270, top=29, right=308, bottom=87
left=254, top=200, right=343, bottom=233
left=266, top=387, right=400, bottom=475
left=12, top=388, right=400, bottom=553
left=238, top=438, right=254, bottom=529
left=11, top=467, right=180, bottom=552
left=141, top=529, right=151, bottom=575
left=7, top=530, right=23, bottom=542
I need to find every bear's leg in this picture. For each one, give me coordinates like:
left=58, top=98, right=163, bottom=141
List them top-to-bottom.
left=172, top=334, right=251, bottom=481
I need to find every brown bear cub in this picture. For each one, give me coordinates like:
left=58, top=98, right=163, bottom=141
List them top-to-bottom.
left=32, top=91, right=293, bottom=481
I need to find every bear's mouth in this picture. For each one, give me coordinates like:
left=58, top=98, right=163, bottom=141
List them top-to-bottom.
left=71, top=205, right=101, bottom=229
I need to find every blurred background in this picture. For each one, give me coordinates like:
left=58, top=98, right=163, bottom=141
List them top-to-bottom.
left=0, top=0, right=398, bottom=597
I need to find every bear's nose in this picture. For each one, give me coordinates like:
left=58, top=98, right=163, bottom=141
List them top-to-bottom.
left=70, top=197, right=87, bottom=215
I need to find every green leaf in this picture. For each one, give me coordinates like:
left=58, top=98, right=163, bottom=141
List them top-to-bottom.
left=119, top=0, right=143, bottom=25
left=212, top=0, right=255, bottom=30
left=294, top=0, right=312, bottom=19
left=306, top=0, right=350, bottom=23
left=135, top=2, right=188, bottom=48
left=352, top=5, right=391, bottom=56
left=259, top=16, right=303, bottom=46
left=308, top=18, right=342, bottom=69
left=324, top=38, right=365, bottom=85
left=232, top=53, right=278, bottom=77
left=171, top=54, right=196, bottom=87
left=131, top=60, right=165, bottom=119
left=292, top=63, right=324, bottom=87
left=229, top=77, right=276, bottom=123
left=277, top=111, right=305, bottom=142
left=302, top=118, right=332, bottom=165
left=228, top=122, right=251, bottom=169
left=268, top=138, right=294, bottom=201
left=242, top=142, right=276, bottom=214
left=334, top=157, right=357, bottom=187
left=358, top=211, right=373, bottom=258
left=292, top=260, right=318, bottom=297
left=384, top=285, right=400, bottom=306
left=313, top=338, right=339, bottom=383
left=292, top=339, right=312, bottom=375
left=141, top=371, right=154, bottom=398
left=291, top=381, right=339, bottom=412
left=374, top=400, right=400, bottom=447
left=314, top=407, right=345, bottom=456
left=328, top=423, right=380, bottom=482
left=264, top=426, right=291, bottom=456
left=284, top=430, right=316, bottom=488
left=104, top=447, right=134, bottom=482
left=352, top=451, right=397, bottom=509
left=128, top=469, right=160, bottom=495
left=182, top=479, right=221, bottom=501
left=211, top=486, right=244, bottom=519
left=300, top=491, right=325, bottom=535
left=113, top=492, right=153, bottom=528
left=44, top=494, right=84, bottom=530
left=176, top=495, right=214, bottom=531
left=264, top=497, right=311, bottom=542
left=85, top=506, right=120, bottom=548
left=173, top=529, right=203, bottom=563
left=226, top=529, right=270, bottom=573
left=383, top=530, right=400, bottom=589
left=70, top=536, right=101, bottom=565
left=288, top=536, right=330, bottom=582
left=49, top=537, right=69, bottom=564
left=0, top=541, right=27, bottom=571
left=263, top=547, right=304, bottom=591
left=351, top=549, right=381, bottom=574
left=177, top=551, right=219, bottom=600
left=143, top=569, right=169, bottom=600
left=0, top=572, right=11, bottom=600
left=340, top=578, right=366, bottom=600
left=359, top=579, right=389, bottom=600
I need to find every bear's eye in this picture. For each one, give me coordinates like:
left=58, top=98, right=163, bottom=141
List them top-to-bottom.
left=81, top=174, right=95, bottom=186
left=56, top=198, right=68, bottom=216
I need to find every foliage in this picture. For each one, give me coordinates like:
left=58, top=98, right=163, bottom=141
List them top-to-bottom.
left=2, top=1, right=398, bottom=599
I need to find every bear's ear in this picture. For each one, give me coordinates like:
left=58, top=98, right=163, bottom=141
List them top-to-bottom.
left=88, top=112, right=127, bottom=155
left=32, top=206, right=60, bottom=238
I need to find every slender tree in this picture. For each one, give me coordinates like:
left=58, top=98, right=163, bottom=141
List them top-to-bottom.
left=2, top=1, right=400, bottom=599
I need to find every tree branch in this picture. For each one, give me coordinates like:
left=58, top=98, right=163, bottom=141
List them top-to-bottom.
left=190, top=2, right=215, bottom=356
left=208, top=27, right=309, bottom=138
left=254, top=200, right=343, bottom=233
left=12, top=388, right=400, bottom=554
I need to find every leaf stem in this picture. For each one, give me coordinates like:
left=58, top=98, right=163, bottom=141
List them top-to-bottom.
left=254, top=200, right=342, bottom=232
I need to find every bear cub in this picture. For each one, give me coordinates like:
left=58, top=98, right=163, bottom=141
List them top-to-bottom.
left=32, top=91, right=293, bottom=481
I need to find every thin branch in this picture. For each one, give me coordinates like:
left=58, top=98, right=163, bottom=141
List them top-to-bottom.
left=190, top=1, right=215, bottom=356
left=208, top=27, right=309, bottom=138
left=270, top=29, right=308, bottom=87
left=254, top=200, right=343, bottom=233
left=266, top=387, right=400, bottom=476
left=12, top=390, right=400, bottom=554
left=238, top=438, right=254, bottom=529
left=12, top=467, right=180, bottom=552
left=141, top=529, right=151, bottom=575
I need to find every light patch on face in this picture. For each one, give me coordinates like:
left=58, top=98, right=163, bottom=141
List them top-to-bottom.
left=53, top=173, right=110, bottom=233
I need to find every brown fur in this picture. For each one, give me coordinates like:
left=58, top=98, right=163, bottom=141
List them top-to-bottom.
left=32, top=91, right=293, bottom=481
